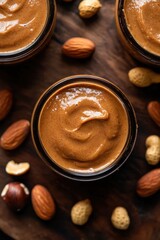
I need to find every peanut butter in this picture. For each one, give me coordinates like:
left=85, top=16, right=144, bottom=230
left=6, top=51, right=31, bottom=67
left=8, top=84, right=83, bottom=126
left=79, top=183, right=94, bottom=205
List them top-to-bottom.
left=0, top=0, right=47, bottom=53
left=124, top=0, right=160, bottom=56
left=39, top=82, right=129, bottom=173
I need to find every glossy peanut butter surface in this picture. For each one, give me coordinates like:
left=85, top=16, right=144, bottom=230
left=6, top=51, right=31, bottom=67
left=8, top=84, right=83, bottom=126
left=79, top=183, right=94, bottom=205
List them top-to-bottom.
left=0, top=0, right=47, bottom=53
left=124, top=0, right=160, bottom=56
left=39, top=82, right=129, bottom=173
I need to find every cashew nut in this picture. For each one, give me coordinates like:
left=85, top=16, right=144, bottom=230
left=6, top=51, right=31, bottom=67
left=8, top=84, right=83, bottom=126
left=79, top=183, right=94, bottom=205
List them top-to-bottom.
left=128, top=67, right=160, bottom=87
left=145, top=135, right=160, bottom=165
left=5, top=160, right=30, bottom=176
left=111, top=206, right=130, bottom=230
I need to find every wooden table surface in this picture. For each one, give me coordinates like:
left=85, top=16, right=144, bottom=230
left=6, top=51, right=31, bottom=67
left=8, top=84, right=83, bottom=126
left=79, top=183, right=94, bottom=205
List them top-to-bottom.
left=0, top=0, right=160, bottom=239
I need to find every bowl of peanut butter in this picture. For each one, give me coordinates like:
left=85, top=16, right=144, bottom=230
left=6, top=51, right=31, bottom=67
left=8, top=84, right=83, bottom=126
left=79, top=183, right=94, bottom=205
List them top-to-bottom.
left=0, top=0, right=56, bottom=64
left=115, top=0, right=160, bottom=66
left=31, top=75, right=138, bottom=181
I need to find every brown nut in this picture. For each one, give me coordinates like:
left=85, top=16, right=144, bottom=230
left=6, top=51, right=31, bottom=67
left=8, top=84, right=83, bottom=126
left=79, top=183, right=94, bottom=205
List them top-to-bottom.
left=62, top=37, right=95, bottom=59
left=0, top=89, right=13, bottom=121
left=147, top=101, right=160, bottom=127
left=0, top=119, right=30, bottom=150
left=6, top=160, right=30, bottom=176
left=136, top=168, right=160, bottom=197
left=1, top=182, right=29, bottom=211
left=31, top=185, right=56, bottom=221
left=71, top=199, right=93, bottom=225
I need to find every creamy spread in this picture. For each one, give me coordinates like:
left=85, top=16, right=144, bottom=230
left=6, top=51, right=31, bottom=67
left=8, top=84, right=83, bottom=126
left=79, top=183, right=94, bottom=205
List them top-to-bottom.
left=0, top=0, right=47, bottom=53
left=124, top=0, right=160, bottom=56
left=39, top=82, right=129, bottom=173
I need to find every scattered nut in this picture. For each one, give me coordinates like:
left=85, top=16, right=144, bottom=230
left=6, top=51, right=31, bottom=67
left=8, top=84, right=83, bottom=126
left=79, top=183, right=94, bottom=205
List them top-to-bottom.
left=78, top=0, right=102, bottom=18
left=62, top=37, right=95, bottom=59
left=128, top=67, right=160, bottom=87
left=0, top=89, right=13, bottom=121
left=147, top=101, right=160, bottom=127
left=0, top=119, right=30, bottom=150
left=145, top=135, right=160, bottom=165
left=6, top=160, right=30, bottom=176
left=136, top=168, right=160, bottom=197
left=1, top=182, right=29, bottom=211
left=31, top=185, right=56, bottom=221
left=71, top=199, right=92, bottom=225
left=111, top=206, right=130, bottom=230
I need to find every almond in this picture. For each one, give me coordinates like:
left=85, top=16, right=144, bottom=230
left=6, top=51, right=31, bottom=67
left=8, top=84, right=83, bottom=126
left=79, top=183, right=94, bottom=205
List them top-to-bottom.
left=62, top=37, right=95, bottom=59
left=0, top=89, right=13, bottom=121
left=147, top=101, right=160, bottom=127
left=0, top=119, right=30, bottom=150
left=136, top=168, right=160, bottom=197
left=31, top=185, right=56, bottom=221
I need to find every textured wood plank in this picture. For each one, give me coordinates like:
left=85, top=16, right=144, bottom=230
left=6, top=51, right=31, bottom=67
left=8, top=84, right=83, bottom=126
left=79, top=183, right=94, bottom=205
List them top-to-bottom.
left=0, top=0, right=159, bottom=240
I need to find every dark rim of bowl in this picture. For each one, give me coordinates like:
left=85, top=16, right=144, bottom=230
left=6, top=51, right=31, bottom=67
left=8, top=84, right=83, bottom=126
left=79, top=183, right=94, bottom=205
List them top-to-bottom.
left=0, top=0, right=56, bottom=63
left=118, top=0, right=160, bottom=65
left=31, top=75, right=138, bottom=181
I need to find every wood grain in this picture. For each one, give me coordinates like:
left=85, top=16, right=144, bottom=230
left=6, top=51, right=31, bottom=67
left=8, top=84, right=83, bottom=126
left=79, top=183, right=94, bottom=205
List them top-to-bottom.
left=0, top=0, right=159, bottom=239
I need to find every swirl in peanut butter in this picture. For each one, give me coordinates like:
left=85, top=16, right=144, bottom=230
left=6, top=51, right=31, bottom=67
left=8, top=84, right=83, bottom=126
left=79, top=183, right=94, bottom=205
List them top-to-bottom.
left=0, top=0, right=47, bottom=52
left=124, top=0, right=160, bottom=56
left=39, top=82, right=129, bottom=173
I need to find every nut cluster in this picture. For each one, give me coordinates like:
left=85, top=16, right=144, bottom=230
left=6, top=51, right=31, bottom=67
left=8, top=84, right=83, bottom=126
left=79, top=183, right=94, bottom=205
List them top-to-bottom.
left=0, top=0, right=159, bottom=234
left=0, top=89, right=56, bottom=220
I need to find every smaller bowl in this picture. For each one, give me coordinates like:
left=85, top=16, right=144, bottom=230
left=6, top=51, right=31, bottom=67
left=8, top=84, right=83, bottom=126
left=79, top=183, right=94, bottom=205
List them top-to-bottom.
left=0, top=0, right=56, bottom=64
left=115, top=0, right=160, bottom=67
left=31, top=75, right=138, bottom=181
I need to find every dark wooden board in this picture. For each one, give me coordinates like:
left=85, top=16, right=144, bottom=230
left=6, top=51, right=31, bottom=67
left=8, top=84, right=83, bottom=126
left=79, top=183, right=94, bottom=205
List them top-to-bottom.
left=0, top=0, right=160, bottom=239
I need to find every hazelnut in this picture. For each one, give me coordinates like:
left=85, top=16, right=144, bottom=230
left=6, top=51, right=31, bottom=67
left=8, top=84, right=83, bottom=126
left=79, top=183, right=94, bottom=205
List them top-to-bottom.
left=1, top=182, right=29, bottom=211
